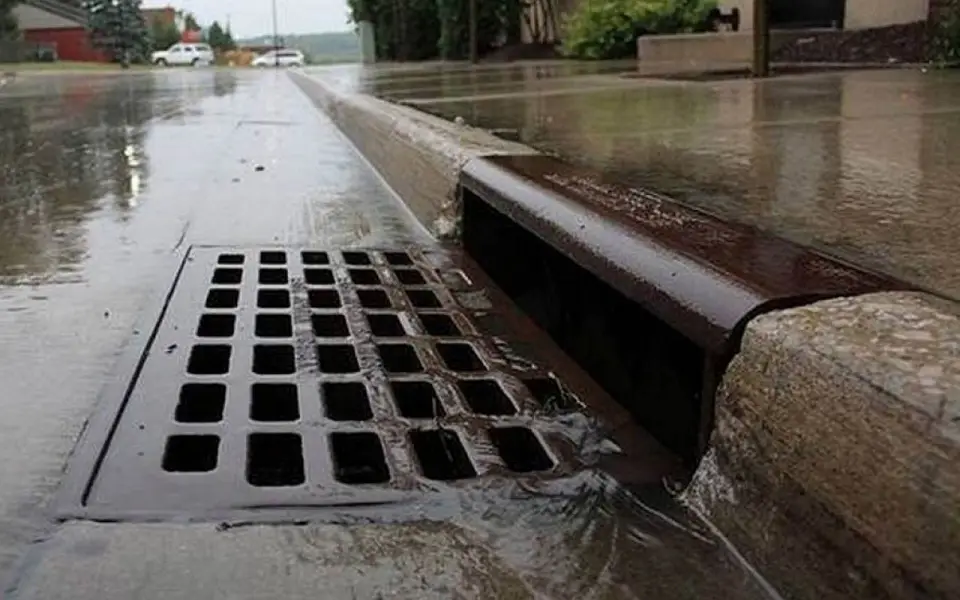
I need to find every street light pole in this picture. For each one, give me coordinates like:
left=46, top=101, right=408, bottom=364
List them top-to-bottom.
left=271, top=0, right=279, bottom=67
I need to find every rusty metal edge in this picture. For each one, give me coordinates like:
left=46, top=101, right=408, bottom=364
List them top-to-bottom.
left=460, top=154, right=912, bottom=356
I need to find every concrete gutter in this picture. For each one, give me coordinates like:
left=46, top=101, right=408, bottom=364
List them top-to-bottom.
left=297, top=69, right=960, bottom=600
left=289, top=70, right=537, bottom=238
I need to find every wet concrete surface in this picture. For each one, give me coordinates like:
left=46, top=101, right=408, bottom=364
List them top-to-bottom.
left=319, top=63, right=960, bottom=301
left=0, top=70, right=775, bottom=598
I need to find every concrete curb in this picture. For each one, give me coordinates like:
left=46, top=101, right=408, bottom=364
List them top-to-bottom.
left=289, top=70, right=537, bottom=237
left=685, top=292, right=960, bottom=600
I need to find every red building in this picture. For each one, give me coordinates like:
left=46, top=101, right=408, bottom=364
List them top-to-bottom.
left=14, top=1, right=106, bottom=62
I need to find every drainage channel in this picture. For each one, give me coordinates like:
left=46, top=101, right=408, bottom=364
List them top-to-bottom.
left=58, top=245, right=677, bottom=521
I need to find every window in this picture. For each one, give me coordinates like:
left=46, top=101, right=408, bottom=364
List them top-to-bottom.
left=170, top=46, right=182, bottom=53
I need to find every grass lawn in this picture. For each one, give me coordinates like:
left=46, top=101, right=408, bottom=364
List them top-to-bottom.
left=2, top=61, right=155, bottom=72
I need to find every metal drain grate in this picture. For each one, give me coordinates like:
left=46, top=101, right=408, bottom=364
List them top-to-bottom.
left=64, top=246, right=593, bottom=519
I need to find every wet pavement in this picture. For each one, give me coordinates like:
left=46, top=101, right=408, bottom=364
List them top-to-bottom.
left=312, top=62, right=960, bottom=301
left=0, top=70, right=776, bottom=598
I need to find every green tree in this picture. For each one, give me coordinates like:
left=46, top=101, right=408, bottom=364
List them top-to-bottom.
left=0, top=0, right=18, bottom=41
left=84, top=0, right=150, bottom=66
left=149, top=18, right=179, bottom=51
left=205, top=20, right=234, bottom=51
left=222, top=24, right=236, bottom=50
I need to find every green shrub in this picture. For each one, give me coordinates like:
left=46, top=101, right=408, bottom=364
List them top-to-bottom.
left=561, top=0, right=716, bottom=60
left=931, top=8, right=960, bottom=65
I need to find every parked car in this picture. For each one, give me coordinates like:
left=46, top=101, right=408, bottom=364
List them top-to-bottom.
left=151, top=43, right=214, bottom=67
left=251, top=49, right=305, bottom=68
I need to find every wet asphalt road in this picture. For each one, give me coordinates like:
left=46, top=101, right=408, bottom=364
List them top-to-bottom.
left=0, top=69, right=427, bottom=576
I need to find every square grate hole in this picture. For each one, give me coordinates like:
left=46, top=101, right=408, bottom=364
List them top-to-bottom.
left=260, top=251, right=286, bottom=265
left=302, top=251, right=329, bottom=265
left=343, top=251, right=372, bottom=265
left=384, top=251, right=413, bottom=266
left=218, top=254, right=244, bottom=265
left=212, top=268, right=242, bottom=285
left=259, top=268, right=288, bottom=285
left=305, top=268, right=334, bottom=285
left=349, top=269, right=381, bottom=285
left=394, top=269, right=426, bottom=285
left=206, top=288, right=239, bottom=309
left=258, top=289, right=290, bottom=309
left=309, top=289, right=341, bottom=309
left=358, top=289, right=391, bottom=309
left=407, top=289, right=441, bottom=308
left=367, top=313, right=405, bottom=337
left=419, top=313, right=460, bottom=336
left=197, top=314, right=236, bottom=338
left=256, top=314, right=293, bottom=338
left=312, top=314, right=349, bottom=337
left=437, top=343, right=485, bottom=372
left=317, top=344, right=360, bottom=373
left=378, top=344, right=423, bottom=374
left=187, top=345, right=231, bottom=375
left=253, top=345, right=295, bottom=374
left=523, top=378, right=574, bottom=411
left=457, top=380, right=516, bottom=415
left=391, top=381, right=443, bottom=418
left=323, top=382, right=372, bottom=421
left=175, top=383, right=226, bottom=423
left=251, top=383, right=299, bottom=422
left=489, top=427, right=554, bottom=473
left=410, top=430, right=476, bottom=480
left=331, top=432, right=389, bottom=484
left=247, top=433, right=305, bottom=487
left=163, top=435, right=219, bottom=472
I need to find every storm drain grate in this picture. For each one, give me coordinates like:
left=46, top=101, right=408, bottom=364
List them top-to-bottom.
left=69, top=247, right=583, bottom=517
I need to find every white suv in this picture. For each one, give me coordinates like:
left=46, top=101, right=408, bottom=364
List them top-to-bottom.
left=151, top=43, right=214, bottom=66
left=252, top=49, right=305, bottom=68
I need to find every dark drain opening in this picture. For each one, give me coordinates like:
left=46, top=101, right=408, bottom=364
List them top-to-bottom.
left=463, top=188, right=706, bottom=466
left=260, top=251, right=286, bottom=265
left=302, top=251, right=329, bottom=265
left=343, top=251, right=372, bottom=265
left=385, top=251, right=413, bottom=266
left=218, top=254, right=244, bottom=265
left=212, top=268, right=242, bottom=284
left=259, top=268, right=288, bottom=285
left=305, top=268, right=334, bottom=285
left=350, top=269, right=381, bottom=285
left=395, top=269, right=426, bottom=285
left=206, top=288, right=239, bottom=309
left=258, top=289, right=290, bottom=309
left=309, top=289, right=341, bottom=309
left=358, top=289, right=391, bottom=309
left=407, top=289, right=441, bottom=308
left=368, top=313, right=405, bottom=337
left=419, top=313, right=460, bottom=336
left=197, top=314, right=236, bottom=338
left=312, top=314, right=349, bottom=337
left=437, top=343, right=485, bottom=372
left=317, top=344, right=360, bottom=373
left=378, top=344, right=423, bottom=373
left=187, top=345, right=231, bottom=375
left=253, top=345, right=296, bottom=374
left=523, top=378, right=574, bottom=411
left=457, top=380, right=516, bottom=415
left=391, top=381, right=444, bottom=418
left=322, top=382, right=373, bottom=421
left=175, top=383, right=226, bottom=423
left=251, top=383, right=300, bottom=422
left=489, top=427, right=553, bottom=473
left=410, top=429, right=476, bottom=480
left=330, top=432, right=389, bottom=484
left=247, top=433, right=305, bottom=487
left=163, top=435, right=220, bottom=472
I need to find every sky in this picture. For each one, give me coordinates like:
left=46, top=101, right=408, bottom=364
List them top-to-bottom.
left=155, top=0, right=352, bottom=38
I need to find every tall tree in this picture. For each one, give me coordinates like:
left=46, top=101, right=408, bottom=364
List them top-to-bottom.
left=0, top=0, right=18, bottom=41
left=84, top=0, right=149, bottom=66
left=149, top=17, right=179, bottom=51
left=206, top=20, right=226, bottom=50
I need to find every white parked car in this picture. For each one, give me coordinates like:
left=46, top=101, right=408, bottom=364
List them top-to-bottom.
left=151, top=43, right=214, bottom=67
left=252, top=49, right=305, bottom=68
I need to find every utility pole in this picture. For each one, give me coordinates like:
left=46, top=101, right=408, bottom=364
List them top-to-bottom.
left=271, top=0, right=279, bottom=67
left=468, top=0, right=477, bottom=63
left=752, top=0, right=769, bottom=77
